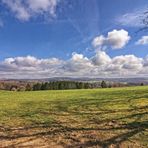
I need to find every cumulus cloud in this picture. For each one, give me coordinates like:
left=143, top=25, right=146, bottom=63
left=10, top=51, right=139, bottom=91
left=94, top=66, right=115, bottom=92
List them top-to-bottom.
left=2, top=0, right=59, bottom=21
left=92, top=29, right=131, bottom=49
left=92, top=35, right=105, bottom=48
left=136, top=36, right=148, bottom=45
left=91, top=51, right=111, bottom=66
left=0, top=52, right=148, bottom=79
left=62, top=53, right=93, bottom=74
left=109, top=55, right=143, bottom=76
left=0, top=56, right=64, bottom=78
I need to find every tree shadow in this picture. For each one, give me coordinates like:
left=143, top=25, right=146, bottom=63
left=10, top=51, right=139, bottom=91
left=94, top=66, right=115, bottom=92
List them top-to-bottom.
left=1, top=91, right=148, bottom=148
left=1, top=107, right=148, bottom=148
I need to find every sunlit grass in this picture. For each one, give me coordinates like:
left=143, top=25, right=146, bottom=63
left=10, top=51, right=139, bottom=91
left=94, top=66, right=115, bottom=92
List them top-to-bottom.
left=0, top=86, right=148, bottom=147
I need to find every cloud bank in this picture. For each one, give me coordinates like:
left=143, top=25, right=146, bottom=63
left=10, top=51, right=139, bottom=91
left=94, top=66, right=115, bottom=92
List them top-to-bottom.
left=2, top=0, right=59, bottom=21
left=0, top=28, right=146, bottom=79
left=0, top=51, right=148, bottom=79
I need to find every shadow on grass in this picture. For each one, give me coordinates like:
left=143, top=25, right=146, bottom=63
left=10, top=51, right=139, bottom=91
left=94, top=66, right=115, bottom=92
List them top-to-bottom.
left=1, top=87, right=148, bottom=147
left=1, top=105, right=148, bottom=148
left=0, top=122, right=147, bottom=148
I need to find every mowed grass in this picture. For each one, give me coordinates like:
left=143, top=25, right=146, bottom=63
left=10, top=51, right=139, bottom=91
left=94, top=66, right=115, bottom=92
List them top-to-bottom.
left=0, top=86, right=148, bottom=148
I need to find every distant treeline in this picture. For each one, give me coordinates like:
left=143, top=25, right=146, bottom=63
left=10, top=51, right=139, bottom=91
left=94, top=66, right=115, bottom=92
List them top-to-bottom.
left=0, top=80, right=145, bottom=91
left=32, top=81, right=129, bottom=91
left=33, top=81, right=100, bottom=90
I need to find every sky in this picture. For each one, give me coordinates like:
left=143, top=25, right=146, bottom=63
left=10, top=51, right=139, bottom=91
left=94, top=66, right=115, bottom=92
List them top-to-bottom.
left=0, top=0, right=148, bottom=79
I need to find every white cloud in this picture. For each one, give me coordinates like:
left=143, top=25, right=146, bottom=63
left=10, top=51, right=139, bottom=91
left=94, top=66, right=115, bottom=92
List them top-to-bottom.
left=2, top=0, right=59, bottom=21
left=2, top=0, right=31, bottom=21
left=27, top=0, right=58, bottom=16
left=116, top=7, right=148, bottom=27
left=92, top=29, right=131, bottom=50
left=107, top=29, right=131, bottom=49
left=92, top=35, right=105, bottom=48
left=136, top=36, right=148, bottom=45
left=91, top=51, right=111, bottom=66
left=0, top=52, right=148, bottom=78
left=63, top=53, right=93, bottom=73
left=112, top=55, right=143, bottom=71
left=0, top=56, right=63, bottom=75
left=143, top=56, right=148, bottom=66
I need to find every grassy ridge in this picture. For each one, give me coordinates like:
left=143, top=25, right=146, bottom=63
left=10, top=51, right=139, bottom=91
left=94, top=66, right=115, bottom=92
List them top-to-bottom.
left=0, top=86, right=148, bottom=147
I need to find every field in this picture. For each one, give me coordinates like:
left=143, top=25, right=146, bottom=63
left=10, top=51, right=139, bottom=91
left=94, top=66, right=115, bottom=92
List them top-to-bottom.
left=0, top=86, right=148, bottom=148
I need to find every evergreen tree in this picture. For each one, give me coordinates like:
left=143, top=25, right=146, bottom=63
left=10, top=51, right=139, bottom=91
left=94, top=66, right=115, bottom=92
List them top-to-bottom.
left=101, top=81, right=107, bottom=88
left=33, top=83, right=42, bottom=90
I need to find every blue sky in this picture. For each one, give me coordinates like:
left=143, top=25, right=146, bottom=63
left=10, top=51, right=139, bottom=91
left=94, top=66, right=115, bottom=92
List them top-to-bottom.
left=0, top=0, right=148, bottom=78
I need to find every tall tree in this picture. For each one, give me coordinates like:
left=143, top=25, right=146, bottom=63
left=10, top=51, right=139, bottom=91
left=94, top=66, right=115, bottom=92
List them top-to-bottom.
left=101, top=81, right=107, bottom=88
left=25, top=83, right=32, bottom=91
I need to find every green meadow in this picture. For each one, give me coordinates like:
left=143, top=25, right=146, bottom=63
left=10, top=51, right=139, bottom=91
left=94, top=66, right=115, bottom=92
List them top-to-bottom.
left=0, top=86, right=148, bottom=148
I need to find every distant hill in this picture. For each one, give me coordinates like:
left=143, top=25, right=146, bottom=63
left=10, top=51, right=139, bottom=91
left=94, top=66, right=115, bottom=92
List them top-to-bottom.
left=1, top=77, right=148, bottom=84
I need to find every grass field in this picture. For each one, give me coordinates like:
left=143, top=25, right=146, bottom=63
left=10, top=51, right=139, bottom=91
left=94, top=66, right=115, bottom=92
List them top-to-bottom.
left=0, top=86, right=148, bottom=148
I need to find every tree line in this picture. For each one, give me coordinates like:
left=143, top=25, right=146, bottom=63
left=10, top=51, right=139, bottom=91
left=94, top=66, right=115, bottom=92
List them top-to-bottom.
left=0, top=80, right=144, bottom=91
left=32, top=80, right=128, bottom=91
left=32, top=81, right=100, bottom=91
